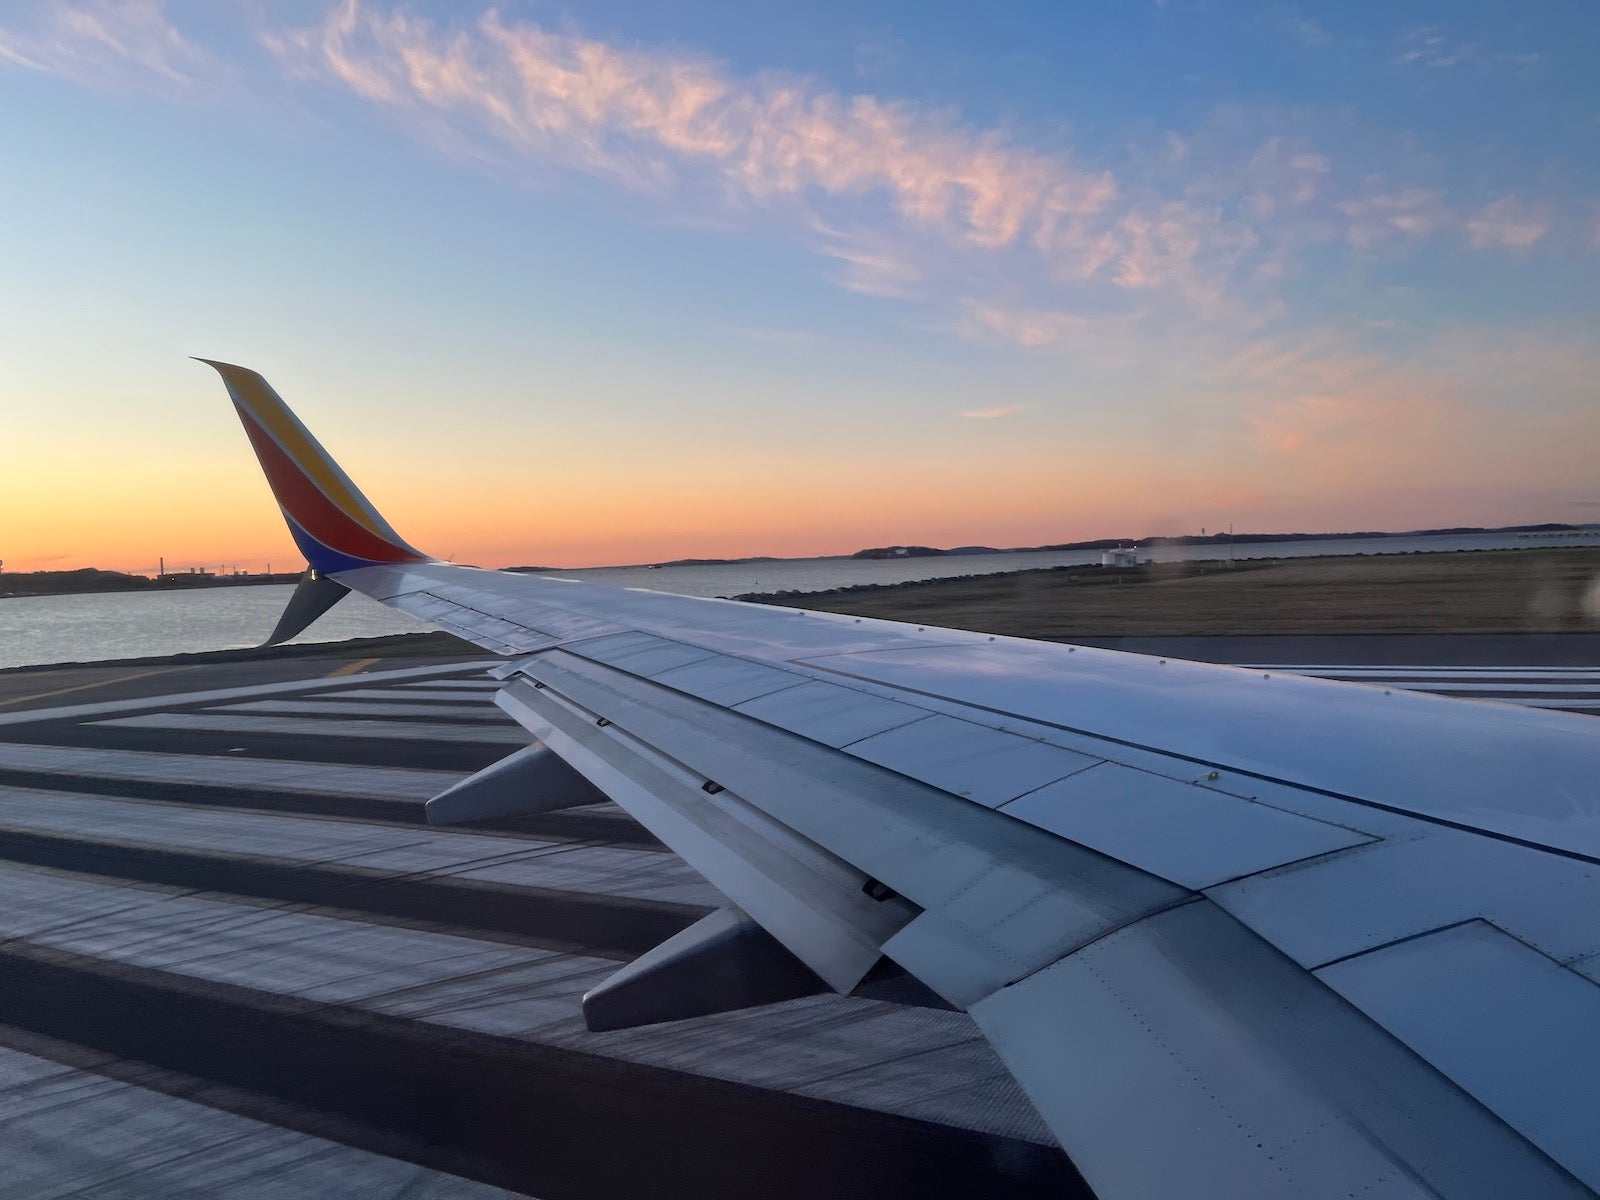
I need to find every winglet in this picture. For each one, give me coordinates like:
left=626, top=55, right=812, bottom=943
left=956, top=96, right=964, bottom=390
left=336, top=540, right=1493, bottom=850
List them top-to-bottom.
left=197, top=359, right=428, bottom=574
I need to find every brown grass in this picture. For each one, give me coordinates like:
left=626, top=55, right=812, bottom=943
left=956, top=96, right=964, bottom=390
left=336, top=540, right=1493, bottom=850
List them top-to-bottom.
left=773, top=548, right=1600, bottom=637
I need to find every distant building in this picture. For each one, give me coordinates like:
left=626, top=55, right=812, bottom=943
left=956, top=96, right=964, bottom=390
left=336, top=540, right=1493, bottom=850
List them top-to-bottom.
left=1100, top=545, right=1143, bottom=568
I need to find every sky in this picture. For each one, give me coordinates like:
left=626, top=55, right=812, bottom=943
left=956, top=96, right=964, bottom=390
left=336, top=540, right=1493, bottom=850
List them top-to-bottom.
left=1, top=0, right=1597, bottom=573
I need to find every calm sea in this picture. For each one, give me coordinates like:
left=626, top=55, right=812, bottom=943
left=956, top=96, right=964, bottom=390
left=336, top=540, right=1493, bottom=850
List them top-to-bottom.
left=4, top=530, right=1598, bottom=670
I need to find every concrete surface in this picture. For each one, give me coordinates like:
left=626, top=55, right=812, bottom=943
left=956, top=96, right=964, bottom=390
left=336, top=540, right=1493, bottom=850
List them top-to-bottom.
left=0, top=648, right=1082, bottom=1199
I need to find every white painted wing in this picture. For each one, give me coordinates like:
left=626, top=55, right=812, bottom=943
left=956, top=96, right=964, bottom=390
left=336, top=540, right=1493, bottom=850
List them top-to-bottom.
left=204, top=354, right=1598, bottom=1197
left=335, top=560, right=1600, bottom=1200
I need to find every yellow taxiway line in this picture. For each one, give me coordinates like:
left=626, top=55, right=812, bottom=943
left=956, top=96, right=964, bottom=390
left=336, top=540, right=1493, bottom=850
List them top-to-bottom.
left=325, top=657, right=382, bottom=678
left=0, top=666, right=181, bottom=710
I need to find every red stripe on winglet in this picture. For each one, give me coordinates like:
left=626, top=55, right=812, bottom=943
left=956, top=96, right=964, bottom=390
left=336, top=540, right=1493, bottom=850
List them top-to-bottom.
left=236, top=406, right=422, bottom=565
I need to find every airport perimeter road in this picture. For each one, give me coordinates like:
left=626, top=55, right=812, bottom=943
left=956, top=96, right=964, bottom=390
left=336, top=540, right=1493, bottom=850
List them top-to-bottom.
left=0, top=650, right=1082, bottom=1200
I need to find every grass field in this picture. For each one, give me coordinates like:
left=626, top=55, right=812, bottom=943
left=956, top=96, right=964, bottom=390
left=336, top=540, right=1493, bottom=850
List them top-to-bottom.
left=769, top=548, right=1600, bottom=637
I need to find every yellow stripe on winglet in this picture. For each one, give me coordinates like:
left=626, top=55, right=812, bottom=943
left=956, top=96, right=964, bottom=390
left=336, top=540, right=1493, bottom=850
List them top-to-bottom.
left=198, top=360, right=398, bottom=542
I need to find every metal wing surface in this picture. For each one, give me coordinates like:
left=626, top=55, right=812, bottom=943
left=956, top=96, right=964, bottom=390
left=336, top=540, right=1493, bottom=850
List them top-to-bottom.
left=207, top=360, right=1600, bottom=1199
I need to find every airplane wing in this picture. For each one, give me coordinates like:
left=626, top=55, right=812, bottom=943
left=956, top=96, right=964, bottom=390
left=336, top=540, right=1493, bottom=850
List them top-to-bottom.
left=203, top=359, right=1600, bottom=1199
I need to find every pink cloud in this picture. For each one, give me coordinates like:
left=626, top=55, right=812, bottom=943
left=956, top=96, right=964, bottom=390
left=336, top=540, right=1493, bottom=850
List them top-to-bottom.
left=0, top=0, right=207, bottom=88
left=267, top=2, right=1121, bottom=271
left=262, top=3, right=1292, bottom=323
left=1464, top=197, right=1549, bottom=249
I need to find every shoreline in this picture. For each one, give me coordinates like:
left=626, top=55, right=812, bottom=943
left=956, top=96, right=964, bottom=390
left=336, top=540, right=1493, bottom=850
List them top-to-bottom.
left=9, top=524, right=1599, bottom=601
left=9, top=546, right=1600, bottom=671
left=751, top=546, right=1600, bottom=638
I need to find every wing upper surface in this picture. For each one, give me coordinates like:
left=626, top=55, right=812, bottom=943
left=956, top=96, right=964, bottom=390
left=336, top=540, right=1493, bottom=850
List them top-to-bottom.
left=347, top=561, right=1600, bottom=862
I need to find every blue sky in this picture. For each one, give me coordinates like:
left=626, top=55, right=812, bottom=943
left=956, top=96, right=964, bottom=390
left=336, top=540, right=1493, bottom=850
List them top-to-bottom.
left=2, top=1, right=1597, bottom=571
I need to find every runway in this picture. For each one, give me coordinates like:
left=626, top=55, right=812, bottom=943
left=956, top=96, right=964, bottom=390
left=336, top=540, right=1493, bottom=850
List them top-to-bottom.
left=0, top=635, right=1592, bottom=1197
left=0, top=652, right=1078, bottom=1199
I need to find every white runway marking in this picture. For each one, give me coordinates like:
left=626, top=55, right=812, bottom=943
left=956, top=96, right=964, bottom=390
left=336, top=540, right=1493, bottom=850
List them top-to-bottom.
left=0, top=658, right=1059, bottom=1151
left=0, top=662, right=499, bottom=727
left=1238, top=664, right=1600, bottom=714
left=1241, top=665, right=1600, bottom=677
left=1350, top=682, right=1600, bottom=694
left=326, top=688, right=498, bottom=703
left=216, top=700, right=510, bottom=721
left=96, top=713, right=530, bottom=746
left=0, top=741, right=465, bottom=798
left=0, top=784, right=715, bottom=904
left=0, top=861, right=1038, bottom=1142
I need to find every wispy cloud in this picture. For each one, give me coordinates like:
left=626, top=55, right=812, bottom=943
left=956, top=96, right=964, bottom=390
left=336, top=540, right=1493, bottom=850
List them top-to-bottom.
left=0, top=0, right=208, bottom=90
left=2, top=0, right=1589, bottom=396
left=257, top=2, right=1338, bottom=325
left=264, top=2, right=1120, bottom=264
left=1274, top=11, right=1331, bottom=49
left=1392, top=26, right=1543, bottom=74
left=1393, top=27, right=1476, bottom=69
left=1240, top=136, right=1330, bottom=217
left=1339, top=186, right=1449, bottom=248
left=1464, top=197, right=1549, bottom=249
left=816, top=238, right=925, bottom=299
left=964, top=303, right=1085, bottom=348
left=1231, top=336, right=1454, bottom=484
left=1247, top=388, right=1442, bottom=457
left=959, top=404, right=1026, bottom=420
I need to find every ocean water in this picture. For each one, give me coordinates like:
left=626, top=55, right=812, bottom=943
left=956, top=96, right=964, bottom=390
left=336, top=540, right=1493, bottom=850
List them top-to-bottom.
left=4, top=529, right=1598, bottom=670
left=0, top=586, right=436, bottom=671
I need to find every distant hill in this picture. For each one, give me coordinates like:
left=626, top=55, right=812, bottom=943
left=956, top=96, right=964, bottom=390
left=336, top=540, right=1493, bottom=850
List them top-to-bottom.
left=852, top=523, right=1594, bottom=559
left=850, top=546, right=946, bottom=560
left=651, top=556, right=786, bottom=567
left=0, top=567, right=298, bottom=598
left=0, top=568, right=151, bottom=596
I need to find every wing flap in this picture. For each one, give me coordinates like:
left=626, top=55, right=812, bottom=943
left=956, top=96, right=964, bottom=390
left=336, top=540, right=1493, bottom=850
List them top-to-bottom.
left=505, top=648, right=1188, bottom=1005
left=496, top=674, right=916, bottom=993
left=1001, top=762, right=1375, bottom=889
left=973, top=901, right=1591, bottom=1200
left=1318, top=920, right=1600, bottom=1190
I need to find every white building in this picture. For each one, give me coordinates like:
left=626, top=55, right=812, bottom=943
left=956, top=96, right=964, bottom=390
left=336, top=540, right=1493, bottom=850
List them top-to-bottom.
left=1099, top=545, right=1143, bottom=568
